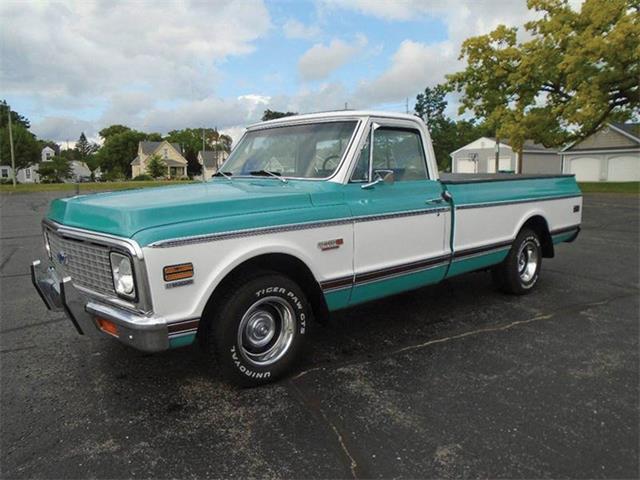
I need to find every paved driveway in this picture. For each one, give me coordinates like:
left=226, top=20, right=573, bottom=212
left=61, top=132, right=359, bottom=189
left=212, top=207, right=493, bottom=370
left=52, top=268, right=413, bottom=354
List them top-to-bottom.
left=1, top=192, right=638, bottom=479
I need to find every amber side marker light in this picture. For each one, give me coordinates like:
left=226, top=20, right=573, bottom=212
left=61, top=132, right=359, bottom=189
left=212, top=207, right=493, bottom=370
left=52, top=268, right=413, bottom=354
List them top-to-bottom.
left=163, top=263, right=194, bottom=282
left=97, top=317, right=118, bottom=337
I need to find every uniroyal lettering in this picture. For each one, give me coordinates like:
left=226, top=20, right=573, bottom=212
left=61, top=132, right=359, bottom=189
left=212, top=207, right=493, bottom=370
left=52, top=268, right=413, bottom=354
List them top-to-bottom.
left=230, top=345, right=271, bottom=378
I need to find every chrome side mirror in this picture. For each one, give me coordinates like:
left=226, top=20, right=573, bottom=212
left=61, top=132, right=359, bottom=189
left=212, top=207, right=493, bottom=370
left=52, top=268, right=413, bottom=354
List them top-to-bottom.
left=361, top=169, right=395, bottom=189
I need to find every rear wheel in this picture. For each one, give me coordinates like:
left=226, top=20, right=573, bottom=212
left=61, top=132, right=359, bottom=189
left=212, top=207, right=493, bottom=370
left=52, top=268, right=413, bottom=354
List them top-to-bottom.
left=492, top=228, right=542, bottom=295
left=203, top=271, right=309, bottom=387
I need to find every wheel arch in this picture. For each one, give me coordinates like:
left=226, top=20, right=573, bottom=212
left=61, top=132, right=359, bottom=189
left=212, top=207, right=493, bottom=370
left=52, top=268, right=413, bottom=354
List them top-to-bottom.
left=517, top=214, right=554, bottom=258
left=198, top=252, right=329, bottom=339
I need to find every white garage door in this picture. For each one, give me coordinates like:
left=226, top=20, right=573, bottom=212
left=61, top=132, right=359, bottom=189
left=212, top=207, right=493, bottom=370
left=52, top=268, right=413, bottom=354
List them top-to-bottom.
left=607, top=155, right=640, bottom=181
left=569, top=157, right=601, bottom=181
left=456, top=159, right=476, bottom=173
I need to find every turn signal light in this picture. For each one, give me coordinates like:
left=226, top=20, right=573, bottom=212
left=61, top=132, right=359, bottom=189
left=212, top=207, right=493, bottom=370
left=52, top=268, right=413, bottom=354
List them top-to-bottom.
left=163, top=263, right=194, bottom=282
left=97, top=317, right=118, bottom=337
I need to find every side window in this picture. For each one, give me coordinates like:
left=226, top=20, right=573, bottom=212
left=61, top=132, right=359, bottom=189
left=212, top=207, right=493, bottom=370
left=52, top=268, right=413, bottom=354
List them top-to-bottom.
left=372, top=128, right=428, bottom=181
left=350, top=134, right=370, bottom=182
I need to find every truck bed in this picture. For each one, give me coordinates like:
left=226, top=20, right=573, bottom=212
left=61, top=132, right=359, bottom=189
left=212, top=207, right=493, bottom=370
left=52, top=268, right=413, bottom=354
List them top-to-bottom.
left=440, top=173, right=575, bottom=184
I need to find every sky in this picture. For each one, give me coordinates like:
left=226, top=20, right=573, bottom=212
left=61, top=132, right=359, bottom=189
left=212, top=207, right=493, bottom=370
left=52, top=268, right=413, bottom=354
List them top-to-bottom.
left=0, top=0, right=564, bottom=144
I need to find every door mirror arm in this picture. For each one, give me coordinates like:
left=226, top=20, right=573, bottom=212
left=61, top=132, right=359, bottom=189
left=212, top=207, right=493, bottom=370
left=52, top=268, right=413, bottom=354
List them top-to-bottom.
left=361, top=169, right=394, bottom=189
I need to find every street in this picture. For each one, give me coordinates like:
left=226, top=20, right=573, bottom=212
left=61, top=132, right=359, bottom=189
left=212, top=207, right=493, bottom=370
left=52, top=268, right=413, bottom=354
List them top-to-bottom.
left=1, top=191, right=638, bottom=479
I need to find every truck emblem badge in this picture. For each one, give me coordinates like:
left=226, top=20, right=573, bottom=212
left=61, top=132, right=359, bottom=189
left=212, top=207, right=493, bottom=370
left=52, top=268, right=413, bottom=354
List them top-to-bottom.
left=318, top=238, right=344, bottom=251
left=56, top=251, right=69, bottom=265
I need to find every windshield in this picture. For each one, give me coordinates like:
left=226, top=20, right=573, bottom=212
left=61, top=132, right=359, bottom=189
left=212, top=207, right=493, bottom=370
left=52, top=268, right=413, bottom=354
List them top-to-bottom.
left=221, top=121, right=358, bottom=179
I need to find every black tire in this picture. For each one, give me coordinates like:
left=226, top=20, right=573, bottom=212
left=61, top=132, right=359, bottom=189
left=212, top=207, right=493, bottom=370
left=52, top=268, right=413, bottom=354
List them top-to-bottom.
left=492, top=228, right=542, bottom=295
left=204, top=271, right=309, bottom=387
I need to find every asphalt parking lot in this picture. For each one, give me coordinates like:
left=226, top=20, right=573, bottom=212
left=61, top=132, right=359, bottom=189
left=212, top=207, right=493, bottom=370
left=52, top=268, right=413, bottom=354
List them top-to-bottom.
left=0, top=191, right=638, bottom=479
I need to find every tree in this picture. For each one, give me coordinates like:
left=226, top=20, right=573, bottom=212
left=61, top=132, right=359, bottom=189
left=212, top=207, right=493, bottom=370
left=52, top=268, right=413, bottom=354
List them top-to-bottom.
left=448, top=0, right=640, bottom=169
left=414, top=85, right=492, bottom=170
left=414, top=85, right=448, bottom=129
left=0, top=100, right=30, bottom=129
left=262, top=109, right=297, bottom=121
left=0, top=124, right=40, bottom=170
left=98, top=125, right=131, bottom=141
left=94, top=128, right=152, bottom=178
left=165, top=128, right=232, bottom=176
left=76, top=132, right=98, bottom=161
left=145, top=153, right=166, bottom=178
left=38, top=157, right=72, bottom=183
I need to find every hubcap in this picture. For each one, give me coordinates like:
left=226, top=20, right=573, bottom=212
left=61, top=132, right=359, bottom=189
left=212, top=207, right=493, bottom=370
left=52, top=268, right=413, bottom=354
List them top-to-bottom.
left=517, top=240, right=539, bottom=283
left=238, top=296, right=295, bottom=367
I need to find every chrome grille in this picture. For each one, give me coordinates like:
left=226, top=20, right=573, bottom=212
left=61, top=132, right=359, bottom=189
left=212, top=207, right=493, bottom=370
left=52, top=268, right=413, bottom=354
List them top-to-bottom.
left=47, top=229, right=116, bottom=296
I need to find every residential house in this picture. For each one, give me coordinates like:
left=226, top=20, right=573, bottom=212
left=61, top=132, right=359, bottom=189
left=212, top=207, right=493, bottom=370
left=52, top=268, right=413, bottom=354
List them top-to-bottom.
left=561, top=123, right=640, bottom=182
left=450, top=137, right=560, bottom=174
left=131, top=140, right=188, bottom=178
left=0, top=145, right=58, bottom=183
left=198, top=149, right=228, bottom=179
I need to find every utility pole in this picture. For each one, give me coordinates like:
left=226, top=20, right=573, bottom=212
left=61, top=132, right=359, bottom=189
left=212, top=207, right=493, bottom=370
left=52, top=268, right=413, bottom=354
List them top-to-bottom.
left=405, top=97, right=409, bottom=114
left=344, top=102, right=348, bottom=110
left=7, top=105, right=16, bottom=187
left=201, top=128, right=206, bottom=182
left=494, top=136, right=500, bottom=173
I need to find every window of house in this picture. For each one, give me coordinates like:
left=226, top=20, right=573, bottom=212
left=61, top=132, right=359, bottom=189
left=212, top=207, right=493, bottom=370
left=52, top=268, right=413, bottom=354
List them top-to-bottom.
left=164, top=148, right=168, bottom=159
left=1, top=168, right=8, bottom=178
left=25, top=168, right=31, bottom=179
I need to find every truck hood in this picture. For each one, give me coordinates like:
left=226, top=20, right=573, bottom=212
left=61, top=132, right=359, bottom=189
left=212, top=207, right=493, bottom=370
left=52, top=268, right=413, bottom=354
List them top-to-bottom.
left=47, top=179, right=342, bottom=244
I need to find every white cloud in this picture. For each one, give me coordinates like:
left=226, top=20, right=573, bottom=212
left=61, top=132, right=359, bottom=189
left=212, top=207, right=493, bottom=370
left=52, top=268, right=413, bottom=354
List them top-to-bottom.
left=0, top=0, right=271, bottom=103
left=283, top=19, right=322, bottom=40
left=298, top=35, right=367, bottom=81
left=356, top=40, right=457, bottom=105
left=32, top=116, right=98, bottom=144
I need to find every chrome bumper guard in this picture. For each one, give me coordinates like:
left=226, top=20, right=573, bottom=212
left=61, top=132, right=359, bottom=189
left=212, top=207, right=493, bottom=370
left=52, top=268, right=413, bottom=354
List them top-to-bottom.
left=31, top=259, right=170, bottom=352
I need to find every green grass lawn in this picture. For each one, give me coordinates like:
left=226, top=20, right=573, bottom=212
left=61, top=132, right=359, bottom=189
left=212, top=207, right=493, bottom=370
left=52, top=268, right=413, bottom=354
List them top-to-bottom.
left=0, top=180, right=197, bottom=194
left=578, top=182, right=639, bottom=194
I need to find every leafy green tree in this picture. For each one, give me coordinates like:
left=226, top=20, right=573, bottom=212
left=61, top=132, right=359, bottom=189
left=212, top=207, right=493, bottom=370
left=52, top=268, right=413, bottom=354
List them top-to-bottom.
left=448, top=0, right=640, bottom=168
left=414, top=85, right=491, bottom=170
left=414, top=85, right=448, bottom=128
left=0, top=100, right=30, bottom=129
left=262, top=109, right=297, bottom=121
left=0, top=124, right=40, bottom=170
left=98, top=125, right=131, bottom=141
left=95, top=128, right=151, bottom=178
left=165, top=128, right=232, bottom=176
left=76, top=132, right=98, bottom=161
left=145, top=153, right=166, bottom=178
left=38, top=157, right=72, bottom=183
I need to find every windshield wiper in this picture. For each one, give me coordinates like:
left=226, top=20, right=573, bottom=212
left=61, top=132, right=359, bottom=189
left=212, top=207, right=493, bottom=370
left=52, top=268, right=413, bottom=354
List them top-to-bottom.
left=249, top=170, right=287, bottom=183
left=213, top=171, right=233, bottom=180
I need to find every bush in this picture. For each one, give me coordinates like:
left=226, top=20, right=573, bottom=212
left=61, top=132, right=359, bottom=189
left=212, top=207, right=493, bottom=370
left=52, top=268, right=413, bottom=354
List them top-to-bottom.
left=132, top=174, right=153, bottom=181
left=0, top=178, right=14, bottom=184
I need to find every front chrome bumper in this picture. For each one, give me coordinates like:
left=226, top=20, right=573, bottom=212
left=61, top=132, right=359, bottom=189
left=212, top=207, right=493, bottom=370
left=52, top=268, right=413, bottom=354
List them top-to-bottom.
left=31, top=259, right=170, bottom=352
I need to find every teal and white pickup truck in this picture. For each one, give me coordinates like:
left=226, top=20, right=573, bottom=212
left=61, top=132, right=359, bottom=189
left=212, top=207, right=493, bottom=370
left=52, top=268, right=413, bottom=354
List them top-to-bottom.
left=32, top=111, right=582, bottom=386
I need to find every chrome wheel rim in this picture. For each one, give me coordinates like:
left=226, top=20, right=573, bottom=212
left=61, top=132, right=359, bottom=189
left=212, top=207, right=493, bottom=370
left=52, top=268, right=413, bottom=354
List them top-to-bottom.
left=517, top=240, right=539, bottom=283
left=237, top=296, right=295, bottom=367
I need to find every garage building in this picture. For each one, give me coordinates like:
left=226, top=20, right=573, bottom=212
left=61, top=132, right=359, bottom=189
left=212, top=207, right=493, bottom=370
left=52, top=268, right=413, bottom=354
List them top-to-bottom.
left=561, top=123, right=640, bottom=182
left=450, top=137, right=559, bottom=174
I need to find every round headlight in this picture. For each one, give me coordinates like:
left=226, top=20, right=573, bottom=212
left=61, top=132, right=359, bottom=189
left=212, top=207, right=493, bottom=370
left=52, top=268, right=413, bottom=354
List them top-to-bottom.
left=110, top=252, right=135, bottom=298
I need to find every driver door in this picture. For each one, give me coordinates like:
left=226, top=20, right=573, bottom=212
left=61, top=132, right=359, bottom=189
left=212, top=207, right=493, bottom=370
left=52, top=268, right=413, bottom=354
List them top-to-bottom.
left=344, top=121, right=450, bottom=306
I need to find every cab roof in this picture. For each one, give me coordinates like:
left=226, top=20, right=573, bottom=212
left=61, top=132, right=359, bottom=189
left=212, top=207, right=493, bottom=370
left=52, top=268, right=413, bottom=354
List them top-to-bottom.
left=247, top=110, right=424, bottom=129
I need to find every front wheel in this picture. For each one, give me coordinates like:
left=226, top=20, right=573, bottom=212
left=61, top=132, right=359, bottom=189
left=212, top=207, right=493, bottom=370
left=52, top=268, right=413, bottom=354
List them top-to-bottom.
left=492, top=228, right=542, bottom=295
left=205, top=271, right=309, bottom=387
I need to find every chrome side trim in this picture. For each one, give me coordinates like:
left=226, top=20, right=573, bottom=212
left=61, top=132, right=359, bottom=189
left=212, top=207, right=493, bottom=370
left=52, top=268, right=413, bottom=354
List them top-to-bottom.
left=456, top=194, right=582, bottom=210
left=148, top=207, right=450, bottom=248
